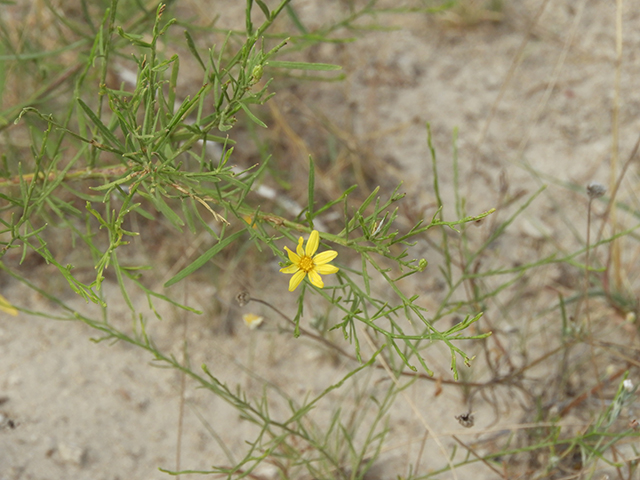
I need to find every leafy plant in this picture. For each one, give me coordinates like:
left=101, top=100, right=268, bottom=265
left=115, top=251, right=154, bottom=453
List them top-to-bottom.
left=1, top=1, right=490, bottom=477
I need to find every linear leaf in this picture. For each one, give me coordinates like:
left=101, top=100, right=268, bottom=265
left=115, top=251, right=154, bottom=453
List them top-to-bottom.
left=255, top=0, right=270, bottom=18
left=184, top=30, right=205, bottom=70
left=267, top=61, right=342, bottom=71
left=77, top=98, right=123, bottom=149
left=239, top=102, right=267, bottom=128
left=152, top=190, right=185, bottom=230
left=164, top=230, right=245, bottom=287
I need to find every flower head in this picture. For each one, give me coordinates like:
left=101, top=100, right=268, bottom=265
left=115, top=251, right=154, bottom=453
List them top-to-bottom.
left=587, top=182, right=606, bottom=199
left=280, top=230, right=339, bottom=292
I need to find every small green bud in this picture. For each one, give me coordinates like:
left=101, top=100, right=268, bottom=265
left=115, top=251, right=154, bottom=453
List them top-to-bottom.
left=250, top=65, right=264, bottom=84
left=418, top=258, right=428, bottom=271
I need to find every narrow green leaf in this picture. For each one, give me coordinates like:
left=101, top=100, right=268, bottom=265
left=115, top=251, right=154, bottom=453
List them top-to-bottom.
left=245, top=0, right=254, bottom=36
left=255, top=0, right=270, bottom=18
left=285, top=4, right=308, bottom=34
left=117, top=26, right=152, bottom=48
left=184, top=30, right=205, bottom=70
left=0, top=39, right=88, bottom=61
left=168, top=54, right=179, bottom=113
left=267, top=61, right=342, bottom=71
left=77, top=98, right=122, bottom=149
left=239, top=102, right=267, bottom=128
left=307, top=155, right=315, bottom=225
left=91, top=170, right=142, bottom=192
left=313, top=185, right=357, bottom=218
left=358, top=187, right=381, bottom=214
left=152, top=190, right=184, bottom=230
left=85, top=201, right=109, bottom=228
left=164, top=230, right=245, bottom=287
left=112, top=252, right=136, bottom=315
left=362, top=256, right=370, bottom=296
left=126, top=270, right=202, bottom=314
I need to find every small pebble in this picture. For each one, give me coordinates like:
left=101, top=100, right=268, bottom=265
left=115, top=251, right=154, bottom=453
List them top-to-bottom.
left=58, top=441, right=86, bottom=466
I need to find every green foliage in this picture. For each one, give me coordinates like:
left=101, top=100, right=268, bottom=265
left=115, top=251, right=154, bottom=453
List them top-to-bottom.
left=3, top=0, right=488, bottom=373
left=0, top=1, right=487, bottom=477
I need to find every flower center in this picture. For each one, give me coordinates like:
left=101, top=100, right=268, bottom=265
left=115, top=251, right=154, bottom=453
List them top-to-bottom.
left=299, top=256, right=314, bottom=272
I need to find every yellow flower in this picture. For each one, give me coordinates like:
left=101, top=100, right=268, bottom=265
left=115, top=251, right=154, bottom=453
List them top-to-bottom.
left=280, top=230, right=339, bottom=292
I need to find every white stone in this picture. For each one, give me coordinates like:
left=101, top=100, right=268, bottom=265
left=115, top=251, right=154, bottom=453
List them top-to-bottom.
left=58, top=441, right=86, bottom=466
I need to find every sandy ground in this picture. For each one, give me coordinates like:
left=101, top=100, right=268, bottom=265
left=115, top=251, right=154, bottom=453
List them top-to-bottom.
left=2, top=1, right=640, bottom=479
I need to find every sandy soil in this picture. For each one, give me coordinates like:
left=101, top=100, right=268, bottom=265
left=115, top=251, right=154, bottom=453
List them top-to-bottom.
left=2, top=1, right=640, bottom=479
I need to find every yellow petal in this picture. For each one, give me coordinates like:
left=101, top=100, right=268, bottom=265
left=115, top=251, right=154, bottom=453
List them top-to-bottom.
left=306, top=230, right=319, bottom=257
left=296, top=237, right=305, bottom=257
left=284, top=246, right=300, bottom=264
left=313, top=250, right=337, bottom=265
left=280, top=264, right=300, bottom=274
left=315, top=264, right=339, bottom=275
left=308, top=269, right=324, bottom=288
left=289, top=270, right=306, bottom=291
left=0, top=294, right=18, bottom=316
